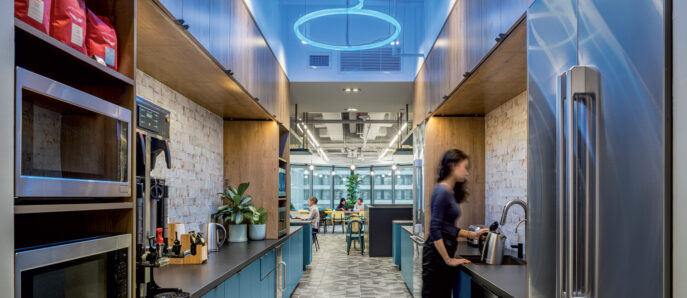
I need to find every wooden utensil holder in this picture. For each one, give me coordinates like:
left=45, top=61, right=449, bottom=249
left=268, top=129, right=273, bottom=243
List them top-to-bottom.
left=168, top=233, right=208, bottom=265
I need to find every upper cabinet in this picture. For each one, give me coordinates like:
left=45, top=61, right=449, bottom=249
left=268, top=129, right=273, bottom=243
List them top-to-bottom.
left=151, top=0, right=289, bottom=126
left=413, top=0, right=530, bottom=122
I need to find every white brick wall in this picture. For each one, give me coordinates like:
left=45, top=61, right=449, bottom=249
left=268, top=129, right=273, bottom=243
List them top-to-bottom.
left=136, top=70, right=224, bottom=233
left=485, top=91, right=528, bottom=249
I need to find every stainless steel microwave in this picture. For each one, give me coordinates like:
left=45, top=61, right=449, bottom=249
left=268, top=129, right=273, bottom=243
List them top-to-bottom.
left=15, top=67, right=131, bottom=198
left=15, top=234, right=131, bottom=298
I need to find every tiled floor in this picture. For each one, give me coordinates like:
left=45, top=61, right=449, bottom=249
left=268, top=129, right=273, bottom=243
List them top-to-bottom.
left=292, top=232, right=413, bottom=298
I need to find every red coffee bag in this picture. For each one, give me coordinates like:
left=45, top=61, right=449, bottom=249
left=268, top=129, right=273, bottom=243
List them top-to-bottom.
left=15, top=0, right=52, bottom=34
left=50, top=0, right=86, bottom=54
left=86, top=10, right=118, bottom=70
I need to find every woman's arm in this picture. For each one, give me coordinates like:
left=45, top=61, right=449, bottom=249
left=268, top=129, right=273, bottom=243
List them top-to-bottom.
left=457, top=228, right=489, bottom=240
left=433, top=238, right=471, bottom=267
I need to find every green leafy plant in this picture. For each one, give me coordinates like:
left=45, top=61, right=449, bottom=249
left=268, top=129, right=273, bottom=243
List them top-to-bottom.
left=345, top=174, right=361, bottom=208
left=212, top=182, right=253, bottom=225
left=246, top=206, right=268, bottom=225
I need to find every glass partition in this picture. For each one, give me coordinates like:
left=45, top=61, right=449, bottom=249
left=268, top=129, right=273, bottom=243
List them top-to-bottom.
left=290, top=165, right=310, bottom=210
left=394, top=165, right=413, bottom=204
left=312, top=166, right=333, bottom=209
left=373, top=166, right=393, bottom=204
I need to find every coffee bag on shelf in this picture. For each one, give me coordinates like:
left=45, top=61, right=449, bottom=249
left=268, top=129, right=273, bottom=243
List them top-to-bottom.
left=15, top=0, right=52, bottom=34
left=50, top=0, right=86, bottom=54
left=86, top=10, right=117, bottom=70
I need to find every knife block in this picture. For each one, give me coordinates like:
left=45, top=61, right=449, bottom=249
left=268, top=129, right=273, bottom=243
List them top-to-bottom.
left=168, top=233, right=207, bottom=265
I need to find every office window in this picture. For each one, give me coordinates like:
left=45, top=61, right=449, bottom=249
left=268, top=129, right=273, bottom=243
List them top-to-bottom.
left=290, top=165, right=310, bottom=210
left=395, top=165, right=413, bottom=204
left=312, top=166, right=332, bottom=209
left=373, top=166, right=393, bottom=204
left=333, top=167, right=351, bottom=207
left=354, top=167, right=371, bottom=204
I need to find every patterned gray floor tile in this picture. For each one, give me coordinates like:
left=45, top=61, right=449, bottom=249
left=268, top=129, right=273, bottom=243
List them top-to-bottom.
left=292, top=233, right=412, bottom=297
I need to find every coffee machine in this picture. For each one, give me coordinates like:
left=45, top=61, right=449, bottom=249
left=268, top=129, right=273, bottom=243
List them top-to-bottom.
left=135, top=97, right=188, bottom=297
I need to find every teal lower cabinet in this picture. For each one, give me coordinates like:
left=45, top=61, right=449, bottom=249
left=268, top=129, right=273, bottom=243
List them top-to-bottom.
left=300, top=224, right=312, bottom=268
left=392, top=224, right=404, bottom=268
left=282, top=228, right=304, bottom=298
left=400, top=231, right=413, bottom=292
left=202, top=248, right=276, bottom=298
left=453, top=270, right=471, bottom=298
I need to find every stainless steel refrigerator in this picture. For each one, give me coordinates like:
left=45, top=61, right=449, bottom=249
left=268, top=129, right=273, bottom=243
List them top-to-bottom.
left=527, top=0, right=670, bottom=297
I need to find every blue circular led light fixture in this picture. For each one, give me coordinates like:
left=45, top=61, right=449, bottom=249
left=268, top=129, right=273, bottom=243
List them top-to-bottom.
left=294, top=0, right=401, bottom=51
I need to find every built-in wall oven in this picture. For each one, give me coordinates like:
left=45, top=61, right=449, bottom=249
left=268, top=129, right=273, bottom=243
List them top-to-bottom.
left=15, top=67, right=131, bottom=198
left=15, top=234, right=131, bottom=298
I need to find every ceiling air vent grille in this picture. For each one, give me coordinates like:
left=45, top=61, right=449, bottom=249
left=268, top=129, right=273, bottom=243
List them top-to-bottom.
left=340, top=47, right=400, bottom=72
left=309, top=55, right=330, bottom=67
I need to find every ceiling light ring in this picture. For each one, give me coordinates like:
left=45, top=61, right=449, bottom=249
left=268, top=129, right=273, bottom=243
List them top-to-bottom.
left=294, top=0, right=401, bottom=51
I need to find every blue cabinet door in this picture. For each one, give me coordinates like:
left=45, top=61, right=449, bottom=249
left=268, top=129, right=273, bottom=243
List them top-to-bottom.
left=301, top=224, right=312, bottom=267
left=393, top=224, right=402, bottom=268
left=283, top=228, right=304, bottom=298
left=400, top=232, right=413, bottom=292
left=261, top=248, right=276, bottom=280
left=239, top=259, right=262, bottom=298
left=261, top=269, right=276, bottom=297
left=454, top=270, right=472, bottom=298
left=225, top=273, right=240, bottom=298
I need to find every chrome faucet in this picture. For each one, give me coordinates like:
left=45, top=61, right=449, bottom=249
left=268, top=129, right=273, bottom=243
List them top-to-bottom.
left=500, top=199, right=528, bottom=226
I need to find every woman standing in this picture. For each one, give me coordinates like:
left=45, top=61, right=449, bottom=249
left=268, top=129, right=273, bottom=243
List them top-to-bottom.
left=422, top=149, right=486, bottom=297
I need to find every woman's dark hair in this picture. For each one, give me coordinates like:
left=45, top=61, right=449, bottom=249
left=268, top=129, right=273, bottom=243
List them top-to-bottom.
left=437, top=149, right=469, bottom=203
left=309, top=196, right=318, bottom=203
left=339, top=198, right=346, bottom=204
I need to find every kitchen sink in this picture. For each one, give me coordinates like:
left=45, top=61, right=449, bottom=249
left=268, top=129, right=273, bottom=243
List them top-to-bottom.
left=459, top=255, right=526, bottom=265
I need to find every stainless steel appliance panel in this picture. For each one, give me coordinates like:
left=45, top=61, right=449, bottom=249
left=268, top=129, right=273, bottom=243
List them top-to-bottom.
left=527, top=0, right=579, bottom=296
left=577, top=0, right=666, bottom=296
left=15, top=67, right=132, bottom=198
left=15, top=234, right=132, bottom=298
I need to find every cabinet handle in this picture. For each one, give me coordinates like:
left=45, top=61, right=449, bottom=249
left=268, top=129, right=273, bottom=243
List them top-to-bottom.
left=279, top=261, right=287, bottom=291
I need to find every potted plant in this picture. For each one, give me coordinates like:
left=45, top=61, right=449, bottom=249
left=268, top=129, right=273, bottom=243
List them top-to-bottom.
left=345, top=174, right=361, bottom=208
left=212, top=182, right=253, bottom=242
left=247, top=206, right=268, bottom=240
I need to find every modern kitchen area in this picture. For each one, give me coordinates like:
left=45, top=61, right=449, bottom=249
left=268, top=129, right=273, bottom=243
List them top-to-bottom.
left=0, top=0, right=684, bottom=298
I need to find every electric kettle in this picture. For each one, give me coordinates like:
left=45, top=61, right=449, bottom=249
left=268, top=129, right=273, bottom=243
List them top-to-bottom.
left=479, top=222, right=506, bottom=265
left=206, top=223, right=227, bottom=252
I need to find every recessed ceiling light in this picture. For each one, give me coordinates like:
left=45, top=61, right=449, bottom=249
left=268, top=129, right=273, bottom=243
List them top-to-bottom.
left=344, top=88, right=352, bottom=92
left=352, top=88, right=360, bottom=92
left=346, top=108, right=358, bottom=112
left=350, top=165, right=356, bottom=170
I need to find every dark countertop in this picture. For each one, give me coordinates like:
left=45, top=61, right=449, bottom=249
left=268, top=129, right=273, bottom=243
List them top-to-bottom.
left=369, top=204, right=413, bottom=209
left=290, top=219, right=311, bottom=225
left=154, top=226, right=303, bottom=298
left=455, top=241, right=527, bottom=298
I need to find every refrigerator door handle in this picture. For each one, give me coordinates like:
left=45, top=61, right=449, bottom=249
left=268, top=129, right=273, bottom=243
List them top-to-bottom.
left=568, top=66, right=601, bottom=298
left=556, top=72, right=568, bottom=298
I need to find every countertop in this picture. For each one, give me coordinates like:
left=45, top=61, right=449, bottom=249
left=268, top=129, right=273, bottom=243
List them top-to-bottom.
left=289, top=219, right=311, bottom=225
left=392, top=220, right=413, bottom=225
left=154, top=226, right=303, bottom=298
left=398, top=227, right=527, bottom=298
left=456, top=241, right=527, bottom=298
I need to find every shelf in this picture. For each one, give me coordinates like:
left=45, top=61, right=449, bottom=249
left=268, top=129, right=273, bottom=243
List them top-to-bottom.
left=137, top=0, right=272, bottom=119
left=434, top=15, right=527, bottom=116
left=15, top=18, right=134, bottom=86
left=278, top=158, right=287, bottom=163
left=15, top=202, right=134, bottom=214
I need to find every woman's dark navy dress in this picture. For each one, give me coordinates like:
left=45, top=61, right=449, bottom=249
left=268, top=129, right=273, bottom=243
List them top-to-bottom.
left=422, top=184, right=461, bottom=298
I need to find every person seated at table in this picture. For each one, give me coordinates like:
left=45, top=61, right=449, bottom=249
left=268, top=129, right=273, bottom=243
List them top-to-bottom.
left=297, top=196, right=320, bottom=232
left=335, top=198, right=349, bottom=211
left=353, top=198, right=365, bottom=211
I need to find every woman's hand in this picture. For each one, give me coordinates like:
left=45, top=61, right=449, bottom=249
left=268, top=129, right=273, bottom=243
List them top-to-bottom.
left=470, top=228, right=489, bottom=240
left=446, top=258, right=472, bottom=267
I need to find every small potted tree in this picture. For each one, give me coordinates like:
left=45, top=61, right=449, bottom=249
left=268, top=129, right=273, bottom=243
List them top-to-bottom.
left=346, top=174, right=361, bottom=208
left=213, top=182, right=253, bottom=242
left=247, top=206, right=268, bottom=240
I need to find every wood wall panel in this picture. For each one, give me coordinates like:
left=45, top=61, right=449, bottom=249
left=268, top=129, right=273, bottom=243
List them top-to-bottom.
left=423, top=117, right=485, bottom=236
left=223, top=121, right=280, bottom=239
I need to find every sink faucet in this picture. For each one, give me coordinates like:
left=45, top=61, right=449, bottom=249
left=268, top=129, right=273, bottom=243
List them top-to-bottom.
left=500, top=199, right=527, bottom=226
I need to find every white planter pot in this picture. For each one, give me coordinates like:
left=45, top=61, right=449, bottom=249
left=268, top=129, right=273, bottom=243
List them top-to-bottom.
left=227, top=224, right=248, bottom=242
left=249, top=224, right=266, bottom=240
